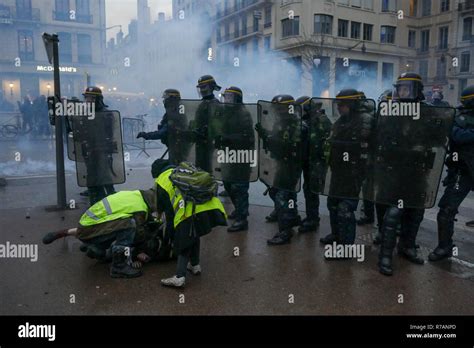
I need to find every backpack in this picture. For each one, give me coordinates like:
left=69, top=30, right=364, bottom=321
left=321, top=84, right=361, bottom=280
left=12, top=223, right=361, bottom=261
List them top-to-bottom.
left=169, top=162, right=218, bottom=206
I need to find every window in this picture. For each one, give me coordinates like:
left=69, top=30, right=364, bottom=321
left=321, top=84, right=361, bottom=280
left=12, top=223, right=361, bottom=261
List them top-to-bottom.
left=16, top=0, right=32, bottom=20
left=55, top=0, right=70, bottom=20
left=76, top=0, right=91, bottom=23
left=339, top=0, right=349, bottom=5
left=351, top=0, right=361, bottom=7
left=363, top=0, right=373, bottom=10
left=382, top=0, right=395, bottom=12
left=409, top=0, right=417, bottom=16
left=421, top=0, right=430, bottom=16
left=440, top=0, right=449, bottom=12
left=264, top=6, right=271, bottom=27
left=314, top=14, right=333, bottom=35
left=242, top=15, right=247, bottom=36
left=253, top=15, right=259, bottom=32
left=281, top=16, right=299, bottom=37
left=463, top=17, right=472, bottom=41
left=234, top=19, right=239, bottom=38
left=338, top=19, right=348, bottom=37
left=351, top=21, right=361, bottom=39
left=225, top=22, right=229, bottom=40
left=363, top=23, right=373, bottom=41
left=381, top=26, right=396, bottom=44
left=438, top=26, right=448, bottom=50
left=420, top=29, right=430, bottom=52
left=18, top=30, right=34, bottom=61
left=408, top=30, right=416, bottom=48
left=58, top=32, right=72, bottom=62
left=77, top=34, right=92, bottom=63
left=264, top=36, right=271, bottom=51
left=461, top=52, right=471, bottom=72
left=436, top=58, right=446, bottom=79
left=419, top=60, right=428, bottom=80
left=382, top=62, right=394, bottom=89
left=459, top=79, right=468, bottom=98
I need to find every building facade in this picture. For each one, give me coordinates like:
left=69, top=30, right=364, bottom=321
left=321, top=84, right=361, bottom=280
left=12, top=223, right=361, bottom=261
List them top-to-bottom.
left=0, top=0, right=106, bottom=106
left=211, top=0, right=474, bottom=103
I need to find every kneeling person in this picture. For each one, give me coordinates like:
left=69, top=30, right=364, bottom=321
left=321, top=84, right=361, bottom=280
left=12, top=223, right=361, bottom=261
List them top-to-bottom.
left=43, top=189, right=158, bottom=279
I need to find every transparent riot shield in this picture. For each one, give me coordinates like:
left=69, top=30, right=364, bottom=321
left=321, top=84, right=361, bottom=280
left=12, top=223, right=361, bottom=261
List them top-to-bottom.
left=309, top=98, right=376, bottom=200
left=167, top=99, right=215, bottom=168
left=257, top=100, right=302, bottom=192
left=209, top=103, right=259, bottom=182
left=372, top=103, right=456, bottom=209
left=73, top=110, right=126, bottom=187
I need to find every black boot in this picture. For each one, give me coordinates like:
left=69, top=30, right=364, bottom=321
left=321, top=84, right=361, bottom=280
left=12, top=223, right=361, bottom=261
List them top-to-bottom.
left=265, top=209, right=278, bottom=223
left=298, top=218, right=320, bottom=233
left=227, top=219, right=248, bottom=232
left=428, top=220, right=454, bottom=262
left=378, top=228, right=397, bottom=276
left=267, top=229, right=293, bottom=245
left=320, top=233, right=337, bottom=245
left=428, top=245, right=453, bottom=261
left=110, top=248, right=142, bottom=278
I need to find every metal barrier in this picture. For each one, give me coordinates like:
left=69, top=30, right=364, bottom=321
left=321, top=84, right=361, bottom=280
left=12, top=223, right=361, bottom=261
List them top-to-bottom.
left=122, top=117, right=150, bottom=157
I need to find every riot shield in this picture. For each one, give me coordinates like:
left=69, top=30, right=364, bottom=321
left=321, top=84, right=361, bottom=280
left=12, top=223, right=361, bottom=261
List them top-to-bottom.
left=309, top=98, right=376, bottom=200
left=167, top=99, right=198, bottom=166
left=257, top=100, right=302, bottom=192
left=210, top=103, right=259, bottom=182
left=372, top=103, right=455, bottom=209
left=72, top=110, right=126, bottom=187
left=67, top=122, right=76, bottom=161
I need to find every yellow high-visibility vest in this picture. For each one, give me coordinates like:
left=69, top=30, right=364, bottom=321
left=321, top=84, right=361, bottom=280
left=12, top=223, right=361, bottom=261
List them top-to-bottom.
left=155, top=168, right=226, bottom=228
left=79, top=190, right=149, bottom=227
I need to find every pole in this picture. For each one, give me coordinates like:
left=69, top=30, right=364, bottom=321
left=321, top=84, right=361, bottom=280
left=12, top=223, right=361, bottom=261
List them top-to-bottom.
left=52, top=34, right=67, bottom=209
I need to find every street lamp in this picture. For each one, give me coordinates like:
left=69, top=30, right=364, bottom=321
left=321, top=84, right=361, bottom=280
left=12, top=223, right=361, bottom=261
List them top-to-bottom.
left=348, top=41, right=367, bottom=53
left=9, top=83, right=13, bottom=97
left=112, top=87, right=117, bottom=91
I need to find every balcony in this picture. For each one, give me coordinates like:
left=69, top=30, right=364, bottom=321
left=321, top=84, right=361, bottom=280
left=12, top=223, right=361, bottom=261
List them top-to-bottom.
left=215, top=0, right=269, bottom=21
left=217, top=25, right=264, bottom=45
left=461, top=35, right=474, bottom=43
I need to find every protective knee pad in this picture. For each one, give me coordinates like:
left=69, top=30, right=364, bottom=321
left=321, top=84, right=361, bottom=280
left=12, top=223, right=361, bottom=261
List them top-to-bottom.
left=437, top=205, right=457, bottom=226
left=384, top=207, right=402, bottom=230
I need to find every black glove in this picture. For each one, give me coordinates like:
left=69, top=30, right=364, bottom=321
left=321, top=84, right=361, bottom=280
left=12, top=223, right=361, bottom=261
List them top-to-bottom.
left=255, top=123, right=268, bottom=140
left=137, top=132, right=148, bottom=140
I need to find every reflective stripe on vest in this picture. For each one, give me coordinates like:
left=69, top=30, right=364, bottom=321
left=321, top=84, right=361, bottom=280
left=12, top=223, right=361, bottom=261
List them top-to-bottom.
left=155, top=169, right=227, bottom=228
left=79, top=190, right=149, bottom=227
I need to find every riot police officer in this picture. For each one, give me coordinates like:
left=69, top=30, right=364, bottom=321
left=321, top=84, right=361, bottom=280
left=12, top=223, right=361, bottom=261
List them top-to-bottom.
left=378, top=73, right=427, bottom=276
left=194, top=75, right=221, bottom=172
left=429, top=85, right=474, bottom=261
left=82, top=86, right=116, bottom=205
left=218, top=86, right=254, bottom=232
left=137, top=89, right=181, bottom=145
left=320, top=89, right=374, bottom=251
left=431, top=91, right=450, bottom=107
left=256, top=95, right=301, bottom=245
left=295, top=96, right=320, bottom=232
